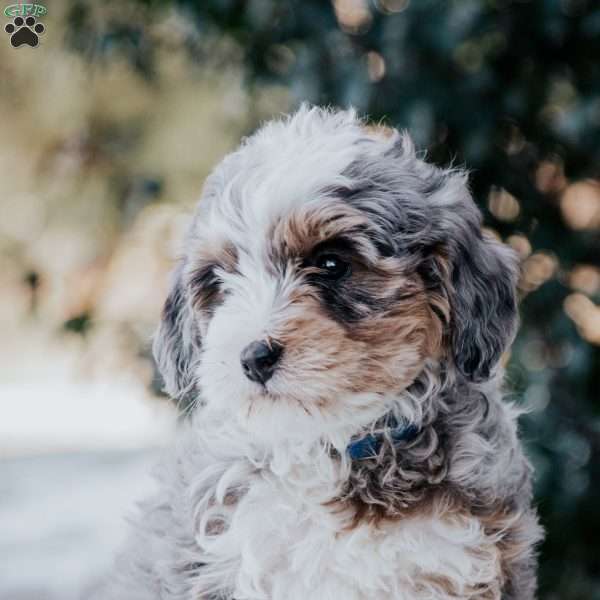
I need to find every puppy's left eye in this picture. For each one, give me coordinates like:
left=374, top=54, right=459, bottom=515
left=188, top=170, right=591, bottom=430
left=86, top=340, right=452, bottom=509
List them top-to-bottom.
left=315, top=254, right=351, bottom=280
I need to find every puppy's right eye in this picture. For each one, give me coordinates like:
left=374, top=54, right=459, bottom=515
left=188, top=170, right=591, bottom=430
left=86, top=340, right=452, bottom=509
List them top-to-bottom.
left=315, top=253, right=352, bottom=280
left=191, top=264, right=224, bottom=313
left=195, top=264, right=221, bottom=288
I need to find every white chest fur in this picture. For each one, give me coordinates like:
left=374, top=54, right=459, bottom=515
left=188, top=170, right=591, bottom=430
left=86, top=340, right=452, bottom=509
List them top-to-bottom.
left=189, top=457, right=503, bottom=600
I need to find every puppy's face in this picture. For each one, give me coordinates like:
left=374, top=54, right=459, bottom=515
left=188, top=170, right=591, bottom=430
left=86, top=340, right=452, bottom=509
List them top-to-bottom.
left=154, top=108, right=518, bottom=440
left=193, top=199, right=441, bottom=430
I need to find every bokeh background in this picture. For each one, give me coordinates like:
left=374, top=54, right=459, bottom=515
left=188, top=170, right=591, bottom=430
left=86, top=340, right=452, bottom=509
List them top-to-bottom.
left=1, top=1, right=598, bottom=598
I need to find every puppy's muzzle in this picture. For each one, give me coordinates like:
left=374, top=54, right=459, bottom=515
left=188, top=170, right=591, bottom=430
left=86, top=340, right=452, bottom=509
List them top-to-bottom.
left=240, top=339, right=283, bottom=384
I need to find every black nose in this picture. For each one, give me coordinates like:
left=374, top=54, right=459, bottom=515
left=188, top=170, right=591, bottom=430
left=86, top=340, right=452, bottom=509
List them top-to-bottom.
left=240, top=340, right=283, bottom=384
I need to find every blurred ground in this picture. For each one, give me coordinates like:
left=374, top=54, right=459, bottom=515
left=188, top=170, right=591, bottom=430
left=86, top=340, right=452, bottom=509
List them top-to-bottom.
left=0, top=450, right=160, bottom=600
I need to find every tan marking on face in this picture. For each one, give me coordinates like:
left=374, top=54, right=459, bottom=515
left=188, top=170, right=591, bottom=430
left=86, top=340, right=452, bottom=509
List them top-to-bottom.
left=269, top=201, right=377, bottom=265
left=194, top=202, right=448, bottom=413
left=265, top=206, right=447, bottom=406
left=350, top=264, right=445, bottom=377
left=266, top=272, right=442, bottom=409
left=270, top=296, right=373, bottom=405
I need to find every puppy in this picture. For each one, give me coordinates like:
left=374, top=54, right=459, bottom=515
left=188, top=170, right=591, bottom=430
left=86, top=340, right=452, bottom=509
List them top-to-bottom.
left=108, top=106, right=542, bottom=600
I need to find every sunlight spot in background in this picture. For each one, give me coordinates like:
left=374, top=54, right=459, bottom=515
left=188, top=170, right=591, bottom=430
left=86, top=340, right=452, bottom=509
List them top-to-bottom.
left=333, top=0, right=373, bottom=34
left=375, top=0, right=410, bottom=15
left=367, top=51, right=386, bottom=82
left=535, top=158, right=568, bottom=195
left=560, top=180, right=600, bottom=230
left=488, top=186, right=521, bottom=222
left=507, top=234, right=532, bottom=259
left=519, top=251, right=559, bottom=294
left=569, top=265, right=600, bottom=296
left=564, top=293, right=600, bottom=346
left=521, top=339, right=549, bottom=372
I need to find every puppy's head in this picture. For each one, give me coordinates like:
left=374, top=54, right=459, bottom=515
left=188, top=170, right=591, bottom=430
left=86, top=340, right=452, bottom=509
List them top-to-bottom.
left=154, top=107, right=518, bottom=440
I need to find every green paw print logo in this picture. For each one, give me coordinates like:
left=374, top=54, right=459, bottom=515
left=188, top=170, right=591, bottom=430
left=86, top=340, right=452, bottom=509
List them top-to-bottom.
left=4, top=3, right=47, bottom=48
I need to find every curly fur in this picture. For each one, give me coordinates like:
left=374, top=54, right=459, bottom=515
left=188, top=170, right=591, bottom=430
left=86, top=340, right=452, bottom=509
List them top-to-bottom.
left=104, top=106, right=543, bottom=600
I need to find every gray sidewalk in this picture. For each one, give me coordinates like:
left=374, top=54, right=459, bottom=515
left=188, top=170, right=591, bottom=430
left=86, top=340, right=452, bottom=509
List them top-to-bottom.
left=0, top=449, right=160, bottom=600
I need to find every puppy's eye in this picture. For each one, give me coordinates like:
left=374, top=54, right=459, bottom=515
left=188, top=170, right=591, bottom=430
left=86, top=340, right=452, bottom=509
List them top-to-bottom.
left=315, top=253, right=351, bottom=280
left=191, top=264, right=224, bottom=313
left=195, top=265, right=222, bottom=290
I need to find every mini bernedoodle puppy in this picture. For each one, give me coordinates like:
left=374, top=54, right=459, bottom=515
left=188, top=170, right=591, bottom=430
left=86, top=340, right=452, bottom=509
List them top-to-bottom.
left=108, top=106, right=543, bottom=600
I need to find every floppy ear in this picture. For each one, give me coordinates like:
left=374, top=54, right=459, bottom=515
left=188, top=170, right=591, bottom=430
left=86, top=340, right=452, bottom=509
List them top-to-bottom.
left=448, top=230, right=519, bottom=382
left=152, top=263, right=202, bottom=402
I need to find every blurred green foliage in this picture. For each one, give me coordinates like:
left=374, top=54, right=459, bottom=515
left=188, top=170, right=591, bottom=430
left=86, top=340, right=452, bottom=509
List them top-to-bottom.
left=63, top=0, right=600, bottom=597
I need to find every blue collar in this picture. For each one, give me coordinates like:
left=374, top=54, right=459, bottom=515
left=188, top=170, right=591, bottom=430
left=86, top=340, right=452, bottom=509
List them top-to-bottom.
left=347, top=416, right=420, bottom=460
